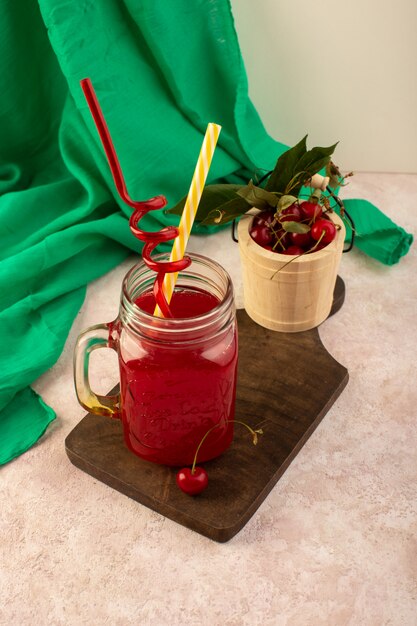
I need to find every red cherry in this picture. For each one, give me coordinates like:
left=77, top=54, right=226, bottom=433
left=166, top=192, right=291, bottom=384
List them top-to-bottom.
left=299, top=201, right=322, bottom=221
left=279, top=204, right=302, bottom=223
left=252, top=210, right=275, bottom=229
left=311, top=219, right=337, bottom=244
left=250, top=225, right=273, bottom=247
left=289, top=231, right=313, bottom=248
left=282, top=245, right=305, bottom=256
left=176, top=467, right=208, bottom=495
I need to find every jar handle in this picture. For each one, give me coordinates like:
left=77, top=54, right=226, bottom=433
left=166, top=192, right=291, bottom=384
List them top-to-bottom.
left=73, top=322, right=120, bottom=418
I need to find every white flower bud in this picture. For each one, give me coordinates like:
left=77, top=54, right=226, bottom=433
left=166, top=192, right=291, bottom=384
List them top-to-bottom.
left=308, top=174, right=330, bottom=191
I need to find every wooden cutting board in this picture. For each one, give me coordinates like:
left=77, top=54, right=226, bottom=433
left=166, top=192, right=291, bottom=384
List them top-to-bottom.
left=66, top=277, right=348, bottom=542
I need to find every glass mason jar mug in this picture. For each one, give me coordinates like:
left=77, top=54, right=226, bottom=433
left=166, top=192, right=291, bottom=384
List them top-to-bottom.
left=74, top=254, right=238, bottom=466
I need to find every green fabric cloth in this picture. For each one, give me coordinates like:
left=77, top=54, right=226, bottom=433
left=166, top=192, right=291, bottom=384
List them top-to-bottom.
left=0, top=0, right=412, bottom=464
left=0, top=0, right=286, bottom=465
left=343, top=199, right=413, bottom=265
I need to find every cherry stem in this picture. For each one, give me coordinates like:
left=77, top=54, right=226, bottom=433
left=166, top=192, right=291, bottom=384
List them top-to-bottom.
left=284, top=170, right=310, bottom=195
left=278, top=212, right=299, bottom=222
left=270, top=230, right=327, bottom=280
left=272, top=230, right=287, bottom=251
left=307, top=230, right=325, bottom=253
left=270, top=252, right=304, bottom=279
left=190, top=420, right=263, bottom=474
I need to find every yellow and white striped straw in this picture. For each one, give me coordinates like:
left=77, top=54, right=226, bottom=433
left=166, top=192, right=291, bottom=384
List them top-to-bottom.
left=154, top=122, right=222, bottom=317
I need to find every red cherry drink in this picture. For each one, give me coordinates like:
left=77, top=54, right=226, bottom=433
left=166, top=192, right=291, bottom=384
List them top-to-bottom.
left=119, top=286, right=238, bottom=466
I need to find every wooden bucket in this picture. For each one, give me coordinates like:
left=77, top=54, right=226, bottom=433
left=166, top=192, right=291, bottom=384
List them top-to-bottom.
left=238, top=210, right=346, bottom=332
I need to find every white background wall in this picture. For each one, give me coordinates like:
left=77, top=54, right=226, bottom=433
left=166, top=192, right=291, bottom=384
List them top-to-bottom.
left=231, top=0, right=417, bottom=173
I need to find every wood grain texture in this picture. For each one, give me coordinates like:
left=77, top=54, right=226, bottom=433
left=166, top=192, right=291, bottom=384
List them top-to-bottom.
left=238, top=211, right=345, bottom=332
left=66, top=277, right=348, bottom=542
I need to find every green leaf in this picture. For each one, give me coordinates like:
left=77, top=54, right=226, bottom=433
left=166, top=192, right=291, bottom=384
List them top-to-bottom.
left=265, top=135, right=308, bottom=193
left=265, top=136, right=338, bottom=198
left=296, top=143, right=339, bottom=188
left=236, top=180, right=279, bottom=210
left=166, top=184, right=242, bottom=221
left=277, top=194, right=298, bottom=211
left=201, top=196, right=250, bottom=225
left=282, top=221, right=311, bottom=234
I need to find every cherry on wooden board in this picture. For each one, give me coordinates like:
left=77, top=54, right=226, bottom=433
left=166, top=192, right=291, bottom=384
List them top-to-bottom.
left=176, top=467, right=209, bottom=495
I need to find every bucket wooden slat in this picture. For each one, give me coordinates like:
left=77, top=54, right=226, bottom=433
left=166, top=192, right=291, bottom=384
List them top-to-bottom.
left=238, top=210, right=345, bottom=332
